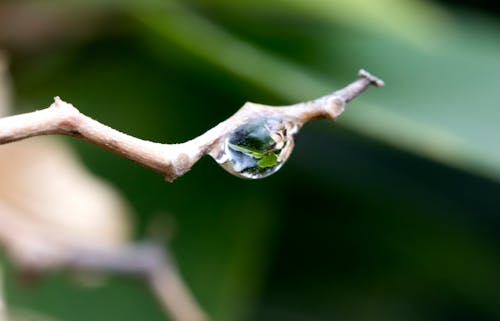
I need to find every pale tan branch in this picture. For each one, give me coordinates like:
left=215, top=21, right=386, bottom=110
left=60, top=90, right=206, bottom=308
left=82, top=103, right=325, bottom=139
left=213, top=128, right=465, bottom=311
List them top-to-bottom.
left=0, top=70, right=383, bottom=181
left=0, top=99, right=186, bottom=180
left=0, top=199, right=206, bottom=321
left=66, top=244, right=207, bottom=321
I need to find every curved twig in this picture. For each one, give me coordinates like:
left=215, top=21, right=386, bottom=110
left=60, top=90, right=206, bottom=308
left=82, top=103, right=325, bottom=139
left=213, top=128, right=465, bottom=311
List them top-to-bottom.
left=0, top=70, right=383, bottom=181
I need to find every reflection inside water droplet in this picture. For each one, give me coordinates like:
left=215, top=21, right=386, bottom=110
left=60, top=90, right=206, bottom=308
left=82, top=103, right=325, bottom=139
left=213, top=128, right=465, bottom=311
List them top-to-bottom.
left=216, top=118, right=298, bottom=179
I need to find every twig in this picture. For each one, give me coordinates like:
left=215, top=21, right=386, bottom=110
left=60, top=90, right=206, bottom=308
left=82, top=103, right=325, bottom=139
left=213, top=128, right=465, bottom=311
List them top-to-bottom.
left=0, top=70, right=383, bottom=181
left=0, top=199, right=206, bottom=321
left=67, top=244, right=207, bottom=321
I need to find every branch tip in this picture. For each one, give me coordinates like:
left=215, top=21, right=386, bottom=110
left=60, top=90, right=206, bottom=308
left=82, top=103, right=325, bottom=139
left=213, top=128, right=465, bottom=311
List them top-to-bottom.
left=358, top=69, right=385, bottom=87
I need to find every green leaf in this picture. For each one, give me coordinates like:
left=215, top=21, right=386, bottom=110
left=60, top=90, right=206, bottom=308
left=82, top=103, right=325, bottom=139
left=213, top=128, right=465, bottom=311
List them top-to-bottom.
left=196, top=0, right=452, bottom=48
left=228, top=143, right=264, bottom=159
left=257, top=153, right=279, bottom=168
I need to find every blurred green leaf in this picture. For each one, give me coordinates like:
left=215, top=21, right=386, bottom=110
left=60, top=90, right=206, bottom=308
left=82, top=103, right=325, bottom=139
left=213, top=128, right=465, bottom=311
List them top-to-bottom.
left=193, top=0, right=453, bottom=48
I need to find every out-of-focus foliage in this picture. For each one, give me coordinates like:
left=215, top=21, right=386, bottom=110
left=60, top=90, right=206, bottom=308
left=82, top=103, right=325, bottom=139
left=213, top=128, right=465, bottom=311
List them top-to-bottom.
left=1, top=0, right=500, bottom=321
left=0, top=51, right=10, bottom=116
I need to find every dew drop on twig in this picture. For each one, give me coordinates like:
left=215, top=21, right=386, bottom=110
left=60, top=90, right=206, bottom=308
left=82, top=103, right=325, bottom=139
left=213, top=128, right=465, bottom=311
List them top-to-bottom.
left=216, top=118, right=299, bottom=179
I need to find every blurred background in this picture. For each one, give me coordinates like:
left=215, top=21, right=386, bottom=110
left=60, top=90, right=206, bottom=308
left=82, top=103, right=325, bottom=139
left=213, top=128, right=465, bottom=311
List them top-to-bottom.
left=1, top=0, right=500, bottom=320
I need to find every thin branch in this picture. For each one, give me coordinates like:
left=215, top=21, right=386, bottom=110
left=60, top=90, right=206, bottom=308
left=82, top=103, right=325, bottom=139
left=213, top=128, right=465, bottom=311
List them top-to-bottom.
left=0, top=70, right=383, bottom=181
left=0, top=199, right=206, bottom=321
left=67, top=244, right=207, bottom=321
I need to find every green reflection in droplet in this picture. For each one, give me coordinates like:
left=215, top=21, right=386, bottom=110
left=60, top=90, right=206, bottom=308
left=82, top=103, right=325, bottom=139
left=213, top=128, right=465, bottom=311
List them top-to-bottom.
left=217, top=118, right=298, bottom=179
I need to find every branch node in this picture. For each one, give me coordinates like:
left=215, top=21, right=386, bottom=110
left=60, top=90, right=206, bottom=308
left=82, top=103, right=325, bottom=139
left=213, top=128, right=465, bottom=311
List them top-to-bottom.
left=324, top=96, right=345, bottom=119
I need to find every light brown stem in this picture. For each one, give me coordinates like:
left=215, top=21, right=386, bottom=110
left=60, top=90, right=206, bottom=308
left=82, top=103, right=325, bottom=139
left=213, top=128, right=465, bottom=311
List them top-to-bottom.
left=271, top=69, right=384, bottom=123
left=340, top=69, right=385, bottom=103
left=0, top=70, right=383, bottom=181
left=0, top=98, right=202, bottom=181
left=0, top=198, right=207, bottom=321
left=66, top=244, right=207, bottom=321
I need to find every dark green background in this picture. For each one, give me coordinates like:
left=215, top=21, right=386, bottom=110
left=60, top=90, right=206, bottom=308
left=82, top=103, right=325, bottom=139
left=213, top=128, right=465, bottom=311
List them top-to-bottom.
left=1, top=0, right=500, bottom=320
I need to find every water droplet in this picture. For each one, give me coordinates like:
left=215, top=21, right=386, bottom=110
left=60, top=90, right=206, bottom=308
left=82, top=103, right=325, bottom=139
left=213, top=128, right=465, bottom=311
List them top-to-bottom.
left=216, top=118, right=298, bottom=179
